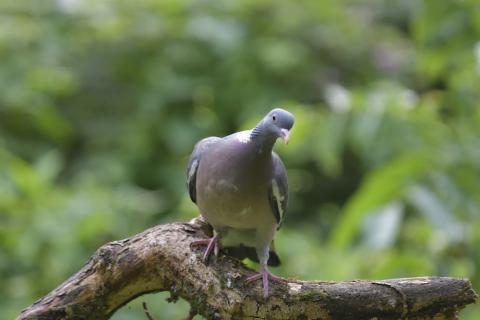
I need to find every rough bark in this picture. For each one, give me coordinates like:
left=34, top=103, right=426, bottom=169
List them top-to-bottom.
left=18, top=218, right=478, bottom=320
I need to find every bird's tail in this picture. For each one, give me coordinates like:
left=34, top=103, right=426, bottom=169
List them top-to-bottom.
left=223, top=244, right=281, bottom=266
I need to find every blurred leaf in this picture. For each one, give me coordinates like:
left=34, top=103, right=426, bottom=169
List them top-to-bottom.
left=330, top=152, right=428, bottom=249
left=407, top=185, right=465, bottom=243
left=361, top=202, right=404, bottom=250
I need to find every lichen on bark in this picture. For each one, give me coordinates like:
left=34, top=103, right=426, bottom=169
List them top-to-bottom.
left=18, top=218, right=478, bottom=320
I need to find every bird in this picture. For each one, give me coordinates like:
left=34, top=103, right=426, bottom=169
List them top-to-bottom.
left=186, top=108, right=294, bottom=298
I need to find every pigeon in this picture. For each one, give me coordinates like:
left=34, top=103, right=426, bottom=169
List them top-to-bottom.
left=187, top=108, right=294, bottom=298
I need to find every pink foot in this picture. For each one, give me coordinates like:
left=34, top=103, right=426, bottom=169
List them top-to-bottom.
left=191, top=235, right=219, bottom=262
left=246, top=264, right=286, bottom=298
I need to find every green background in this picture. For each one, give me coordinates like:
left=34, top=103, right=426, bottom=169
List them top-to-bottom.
left=1, top=0, right=479, bottom=319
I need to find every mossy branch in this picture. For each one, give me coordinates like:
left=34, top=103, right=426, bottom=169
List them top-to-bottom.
left=18, top=218, right=478, bottom=320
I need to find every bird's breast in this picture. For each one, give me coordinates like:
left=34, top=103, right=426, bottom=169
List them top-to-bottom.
left=196, top=145, right=274, bottom=229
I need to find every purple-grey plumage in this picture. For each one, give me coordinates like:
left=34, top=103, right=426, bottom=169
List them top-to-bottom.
left=187, top=108, right=294, bottom=298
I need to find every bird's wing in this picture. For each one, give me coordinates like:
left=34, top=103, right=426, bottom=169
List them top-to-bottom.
left=186, top=136, right=221, bottom=203
left=268, top=152, right=288, bottom=229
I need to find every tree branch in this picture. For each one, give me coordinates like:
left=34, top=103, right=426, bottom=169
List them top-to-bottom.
left=18, top=218, right=478, bottom=320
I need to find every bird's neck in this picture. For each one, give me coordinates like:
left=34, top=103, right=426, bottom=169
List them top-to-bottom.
left=250, top=121, right=276, bottom=154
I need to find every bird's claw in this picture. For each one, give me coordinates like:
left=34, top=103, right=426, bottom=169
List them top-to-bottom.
left=191, top=235, right=219, bottom=262
left=246, top=264, right=286, bottom=298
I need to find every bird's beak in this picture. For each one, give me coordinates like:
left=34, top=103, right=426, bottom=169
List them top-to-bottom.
left=280, top=129, right=290, bottom=145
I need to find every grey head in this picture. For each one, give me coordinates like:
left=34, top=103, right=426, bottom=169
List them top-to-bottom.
left=251, top=108, right=295, bottom=146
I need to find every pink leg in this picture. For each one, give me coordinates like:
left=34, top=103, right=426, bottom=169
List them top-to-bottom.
left=191, top=235, right=219, bottom=262
left=246, top=264, right=286, bottom=298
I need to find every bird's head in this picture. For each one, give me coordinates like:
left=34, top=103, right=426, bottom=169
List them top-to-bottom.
left=262, top=108, right=295, bottom=144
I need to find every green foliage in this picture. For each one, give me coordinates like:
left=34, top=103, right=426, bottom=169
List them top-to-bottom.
left=0, top=0, right=479, bottom=319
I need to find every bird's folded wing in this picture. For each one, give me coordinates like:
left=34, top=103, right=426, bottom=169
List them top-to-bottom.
left=186, top=136, right=221, bottom=203
left=268, top=152, right=288, bottom=229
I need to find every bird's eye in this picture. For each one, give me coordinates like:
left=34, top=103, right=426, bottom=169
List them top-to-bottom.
left=272, top=115, right=277, bottom=122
